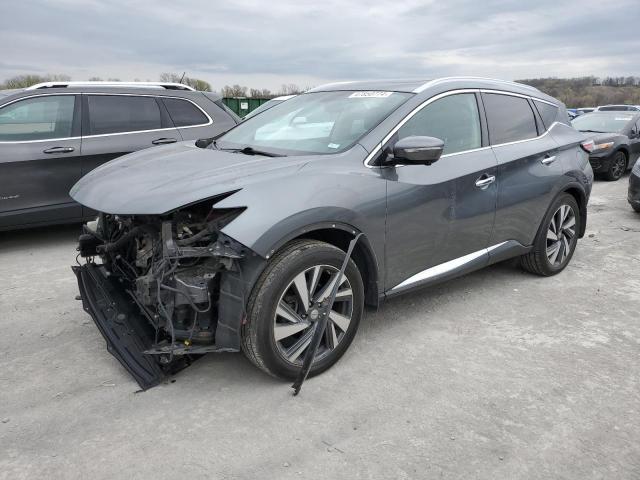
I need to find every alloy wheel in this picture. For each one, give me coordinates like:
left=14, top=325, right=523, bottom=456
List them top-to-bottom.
left=611, top=154, right=626, bottom=179
left=546, top=204, right=576, bottom=266
left=273, top=264, right=353, bottom=364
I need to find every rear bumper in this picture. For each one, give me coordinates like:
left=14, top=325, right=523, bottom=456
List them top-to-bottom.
left=72, top=263, right=169, bottom=390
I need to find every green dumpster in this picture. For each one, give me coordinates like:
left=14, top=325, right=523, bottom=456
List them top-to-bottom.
left=222, top=97, right=270, bottom=118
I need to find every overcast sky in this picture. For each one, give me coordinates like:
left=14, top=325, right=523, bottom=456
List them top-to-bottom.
left=2, top=0, right=639, bottom=91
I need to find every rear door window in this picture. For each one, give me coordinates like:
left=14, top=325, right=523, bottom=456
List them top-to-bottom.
left=397, top=93, right=482, bottom=155
left=483, top=93, right=538, bottom=145
left=0, top=95, right=75, bottom=141
left=87, top=95, right=162, bottom=135
left=162, top=97, right=209, bottom=127
left=533, top=100, right=559, bottom=130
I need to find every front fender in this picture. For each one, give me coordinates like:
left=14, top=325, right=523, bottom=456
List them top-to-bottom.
left=214, top=159, right=388, bottom=269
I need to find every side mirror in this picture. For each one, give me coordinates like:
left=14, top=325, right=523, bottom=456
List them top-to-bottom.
left=385, top=136, right=444, bottom=166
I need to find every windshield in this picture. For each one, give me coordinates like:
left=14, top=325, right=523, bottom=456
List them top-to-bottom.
left=217, top=90, right=412, bottom=155
left=243, top=98, right=285, bottom=120
left=571, top=113, right=633, bottom=133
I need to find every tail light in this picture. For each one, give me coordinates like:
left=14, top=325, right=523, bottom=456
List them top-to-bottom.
left=580, top=140, right=595, bottom=153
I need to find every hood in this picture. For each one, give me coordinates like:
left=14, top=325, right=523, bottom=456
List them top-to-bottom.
left=70, top=142, right=311, bottom=214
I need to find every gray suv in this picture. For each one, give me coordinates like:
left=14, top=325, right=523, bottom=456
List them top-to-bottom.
left=71, top=77, right=594, bottom=389
left=0, top=82, right=240, bottom=230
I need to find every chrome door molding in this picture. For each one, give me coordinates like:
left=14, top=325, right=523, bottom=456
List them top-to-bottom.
left=390, top=241, right=508, bottom=291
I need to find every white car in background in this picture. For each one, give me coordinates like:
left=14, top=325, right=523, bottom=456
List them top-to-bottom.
left=595, top=105, right=640, bottom=112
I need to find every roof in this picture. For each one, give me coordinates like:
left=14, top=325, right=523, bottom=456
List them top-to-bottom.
left=309, top=76, right=545, bottom=98
left=0, top=85, right=224, bottom=105
left=0, top=89, right=21, bottom=98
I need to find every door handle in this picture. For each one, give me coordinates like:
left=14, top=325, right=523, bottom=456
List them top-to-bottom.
left=152, top=138, right=177, bottom=145
left=43, top=146, right=75, bottom=154
left=541, top=155, right=556, bottom=165
left=475, top=174, right=496, bottom=189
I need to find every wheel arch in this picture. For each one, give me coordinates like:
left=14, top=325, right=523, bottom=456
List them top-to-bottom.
left=615, top=146, right=630, bottom=169
left=562, top=184, right=588, bottom=238
left=290, top=226, right=380, bottom=308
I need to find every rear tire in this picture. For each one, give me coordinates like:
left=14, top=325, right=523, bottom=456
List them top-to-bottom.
left=603, top=151, right=626, bottom=181
left=521, top=193, right=581, bottom=276
left=241, top=239, right=364, bottom=380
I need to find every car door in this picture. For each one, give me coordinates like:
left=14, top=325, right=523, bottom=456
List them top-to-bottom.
left=384, top=91, right=498, bottom=293
left=482, top=92, right=562, bottom=249
left=0, top=93, right=82, bottom=229
left=79, top=93, right=181, bottom=217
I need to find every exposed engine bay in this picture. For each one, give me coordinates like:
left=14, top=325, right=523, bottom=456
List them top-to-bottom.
left=73, top=202, right=249, bottom=388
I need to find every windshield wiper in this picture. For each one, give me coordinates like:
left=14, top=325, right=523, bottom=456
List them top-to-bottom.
left=579, top=129, right=606, bottom=133
left=220, top=146, right=286, bottom=157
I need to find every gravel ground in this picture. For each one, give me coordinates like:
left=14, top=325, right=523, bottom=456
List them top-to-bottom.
left=0, top=177, right=639, bottom=480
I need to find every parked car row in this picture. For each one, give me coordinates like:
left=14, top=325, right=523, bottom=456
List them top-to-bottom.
left=65, top=77, right=596, bottom=388
left=568, top=105, right=640, bottom=119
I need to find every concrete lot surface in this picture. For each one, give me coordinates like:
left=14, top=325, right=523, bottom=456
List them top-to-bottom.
left=1, top=178, right=639, bottom=480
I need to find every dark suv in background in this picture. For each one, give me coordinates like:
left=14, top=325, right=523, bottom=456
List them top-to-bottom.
left=0, top=82, right=240, bottom=231
left=572, top=111, right=640, bottom=180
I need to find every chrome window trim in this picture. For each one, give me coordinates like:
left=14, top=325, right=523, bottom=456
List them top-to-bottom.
left=364, top=88, right=561, bottom=168
left=364, top=88, right=479, bottom=167
left=479, top=88, right=557, bottom=107
left=0, top=92, right=212, bottom=144
left=84, top=93, right=213, bottom=137
left=391, top=241, right=507, bottom=291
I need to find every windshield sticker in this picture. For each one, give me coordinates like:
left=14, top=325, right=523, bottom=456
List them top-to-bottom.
left=349, top=91, right=393, bottom=98
left=327, top=143, right=341, bottom=149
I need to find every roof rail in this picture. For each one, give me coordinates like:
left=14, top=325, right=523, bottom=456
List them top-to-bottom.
left=413, top=76, right=541, bottom=93
left=25, top=81, right=196, bottom=91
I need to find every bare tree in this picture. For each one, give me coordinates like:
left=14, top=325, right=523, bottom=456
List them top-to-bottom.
left=159, top=72, right=212, bottom=91
left=1, top=74, right=71, bottom=89
left=279, top=83, right=302, bottom=95
left=221, top=84, right=248, bottom=97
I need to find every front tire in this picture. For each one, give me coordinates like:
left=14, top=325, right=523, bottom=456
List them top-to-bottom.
left=603, top=151, right=626, bottom=181
left=521, top=193, right=581, bottom=276
left=242, top=239, right=364, bottom=380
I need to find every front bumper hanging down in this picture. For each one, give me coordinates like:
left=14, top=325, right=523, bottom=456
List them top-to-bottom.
left=72, top=263, right=191, bottom=390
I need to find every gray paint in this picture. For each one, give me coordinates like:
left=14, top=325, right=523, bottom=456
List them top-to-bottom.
left=70, top=78, right=593, bottom=300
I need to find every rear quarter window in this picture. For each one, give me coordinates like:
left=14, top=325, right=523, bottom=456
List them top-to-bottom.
left=483, top=93, right=538, bottom=145
left=162, top=98, right=209, bottom=127
left=533, top=100, right=559, bottom=130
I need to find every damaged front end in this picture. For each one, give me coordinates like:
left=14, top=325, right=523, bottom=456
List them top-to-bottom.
left=73, top=201, right=249, bottom=389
